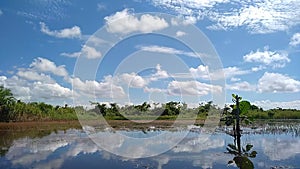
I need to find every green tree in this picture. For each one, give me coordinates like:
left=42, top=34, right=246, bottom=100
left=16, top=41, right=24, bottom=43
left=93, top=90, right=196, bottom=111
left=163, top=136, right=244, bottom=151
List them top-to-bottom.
left=0, top=86, right=16, bottom=122
left=0, top=86, right=15, bottom=106
left=162, top=101, right=180, bottom=116
left=198, top=101, right=213, bottom=116
left=239, top=101, right=251, bottom=115
left=134, top=102, right=151, bottom=113
left=98, top=103, right=107, bottom=116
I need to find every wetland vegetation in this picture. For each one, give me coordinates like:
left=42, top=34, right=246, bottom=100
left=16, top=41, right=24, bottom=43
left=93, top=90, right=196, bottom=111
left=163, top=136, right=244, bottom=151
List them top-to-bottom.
left=1, top=86, right=300, bottom=123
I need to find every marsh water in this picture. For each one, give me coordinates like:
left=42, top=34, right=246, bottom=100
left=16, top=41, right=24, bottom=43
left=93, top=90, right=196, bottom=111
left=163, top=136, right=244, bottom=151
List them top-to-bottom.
left=0, top=121, right=300, bottom=169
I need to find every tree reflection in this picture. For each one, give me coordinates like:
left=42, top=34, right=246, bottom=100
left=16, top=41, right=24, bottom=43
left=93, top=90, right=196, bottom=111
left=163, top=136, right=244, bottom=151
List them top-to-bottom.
left=222, top=94, right=257, bottom=169
left=226, top=142, right=257, bottom=169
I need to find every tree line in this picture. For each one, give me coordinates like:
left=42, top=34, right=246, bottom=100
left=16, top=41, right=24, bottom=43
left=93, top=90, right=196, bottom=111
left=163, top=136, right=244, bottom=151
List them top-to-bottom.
left=0, top=86, right=300, bottom=122
left=0, top=86, right=77, bottom=122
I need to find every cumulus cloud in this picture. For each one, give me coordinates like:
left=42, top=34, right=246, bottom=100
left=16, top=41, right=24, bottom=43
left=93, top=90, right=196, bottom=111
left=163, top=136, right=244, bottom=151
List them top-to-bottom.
left=151, top=0, right=300, bottom=34
left=104, top=8, right=169, bottom=34
left=40, top=22, right=81, bottom=39
left=290, top=32, right=300, bottom=46
left=60, top=45, right=102, bottom=59
left=81, top=45, right=102, bottom=59
left=243, top=48, right=290, bottom=68
left=0, top=57, right=74, bottom=103
left=30, top=57, right=68, bottom=77
left=149, top=64, right=169, bottom=81
left=189, top=65, right=249, bottom=80
left=189, top=65, right=209, bottom=79
left=222, top=67, right=250, bottom=79
left=17, top=70, right=55, bottom=83
left=258, top=72, right=300, bottom=93
left=118, top=73, right=148, bottom=88
left=0, top=74, right=73, bottom=102
left=0, top=75, right=31, bottom=101
left=71, top=76, right=125, bottom=99
left=143, top=78, right=222, bottom=96
left=167, top=80, right=222, bottom=96
left=227, top=81, right=256, bottom=91
left=31, top=82, right=73, bottom=100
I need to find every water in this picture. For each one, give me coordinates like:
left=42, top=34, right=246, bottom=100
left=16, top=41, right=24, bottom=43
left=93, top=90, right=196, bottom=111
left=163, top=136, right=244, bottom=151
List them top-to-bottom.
left=0, top=123, right=300, bottom=169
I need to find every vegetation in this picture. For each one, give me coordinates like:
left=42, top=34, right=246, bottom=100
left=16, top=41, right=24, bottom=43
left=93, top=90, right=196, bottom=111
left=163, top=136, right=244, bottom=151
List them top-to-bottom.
left=0, top=86, right=300, bottom=122
left=0, top=86, right=77, bottom=122
left=223, top=94, right=257, bottom=169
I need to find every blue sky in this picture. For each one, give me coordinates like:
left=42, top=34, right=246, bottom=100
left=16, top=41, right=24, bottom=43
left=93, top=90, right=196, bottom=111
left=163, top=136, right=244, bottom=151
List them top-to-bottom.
left=0, top=0, right=299, bottom=109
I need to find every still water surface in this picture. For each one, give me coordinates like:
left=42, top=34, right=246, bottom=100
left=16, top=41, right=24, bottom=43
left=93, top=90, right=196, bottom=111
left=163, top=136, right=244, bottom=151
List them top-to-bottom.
left=0, top=123, right=299, bottom=169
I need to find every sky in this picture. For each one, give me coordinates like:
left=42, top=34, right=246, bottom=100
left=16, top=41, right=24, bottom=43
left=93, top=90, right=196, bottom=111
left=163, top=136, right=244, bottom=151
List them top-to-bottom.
left=0, top=0, right=300, bottom=110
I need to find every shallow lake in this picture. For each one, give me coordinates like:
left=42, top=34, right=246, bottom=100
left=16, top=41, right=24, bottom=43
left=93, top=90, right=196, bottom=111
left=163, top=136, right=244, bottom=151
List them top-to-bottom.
left=0, top=122, right=300, bottom=169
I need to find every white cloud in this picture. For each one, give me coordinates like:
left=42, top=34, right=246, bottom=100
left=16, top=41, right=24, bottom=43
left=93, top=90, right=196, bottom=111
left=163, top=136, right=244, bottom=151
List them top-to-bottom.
left=151, top=0, right=300, bottom=34
left=152, top=0, right=229, bottom=11
left=207, top=3, right=299, bottom=33
left=104, top=8, right=169, bottom=34
left=0, top=9, right=3, bottom=16
left=40, top=22, right=81, bottom=39
left=176, top=31, right=187, bottom=37
left=290, top=32, right=300, bottom=46
left=87, top=36, right=107, bottom=46
left=60, top=45, right=102, bottom=59
left=81, top=45, right=102, bottom=59
left=138, top=45, right=202, bottom=58
left=243, top=48, right=290, bottom=68
left=60, top=52, right=81, bottom=58
left=0, top=57, right=75, bottom=103
left=30, top=57, right=68, bottom=77
left=150, top=64, right=169, bottom=81
left=189, top=65, right=249, bottom=80
left=189, top=65, right=209, bottom=79
left=251, top=65, right=265, bottom=72
left=223, top=67, right=250, bottom=79
left=17, top=70, right=55, bottom=83
left=258, top=72, right=300, bottom=93
left=118, top=73, right=148, bottom=88
left=0, top=75, right=73, bottom=102
left=0, top=75, right=31, bottom=101
left=0, top=76, right=7, bottom=82
left=71, top=76, right=125, bottom=99
left=143, top=78, right=223, bottom=96
left=167, top=80, right=222, bottom=96
left=227, top=81, right=256, bottom=91
left=31, top=82, right=73, bottom=100
left=144, top=87, right=166, bottom=93
left=253, top=100, right=300, bottom=110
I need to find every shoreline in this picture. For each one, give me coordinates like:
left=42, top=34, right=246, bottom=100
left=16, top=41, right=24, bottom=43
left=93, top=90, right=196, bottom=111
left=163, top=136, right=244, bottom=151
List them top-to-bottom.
left=0, top=119, right=206, bottom=130
left=1, top=119, right=299, bottom=131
